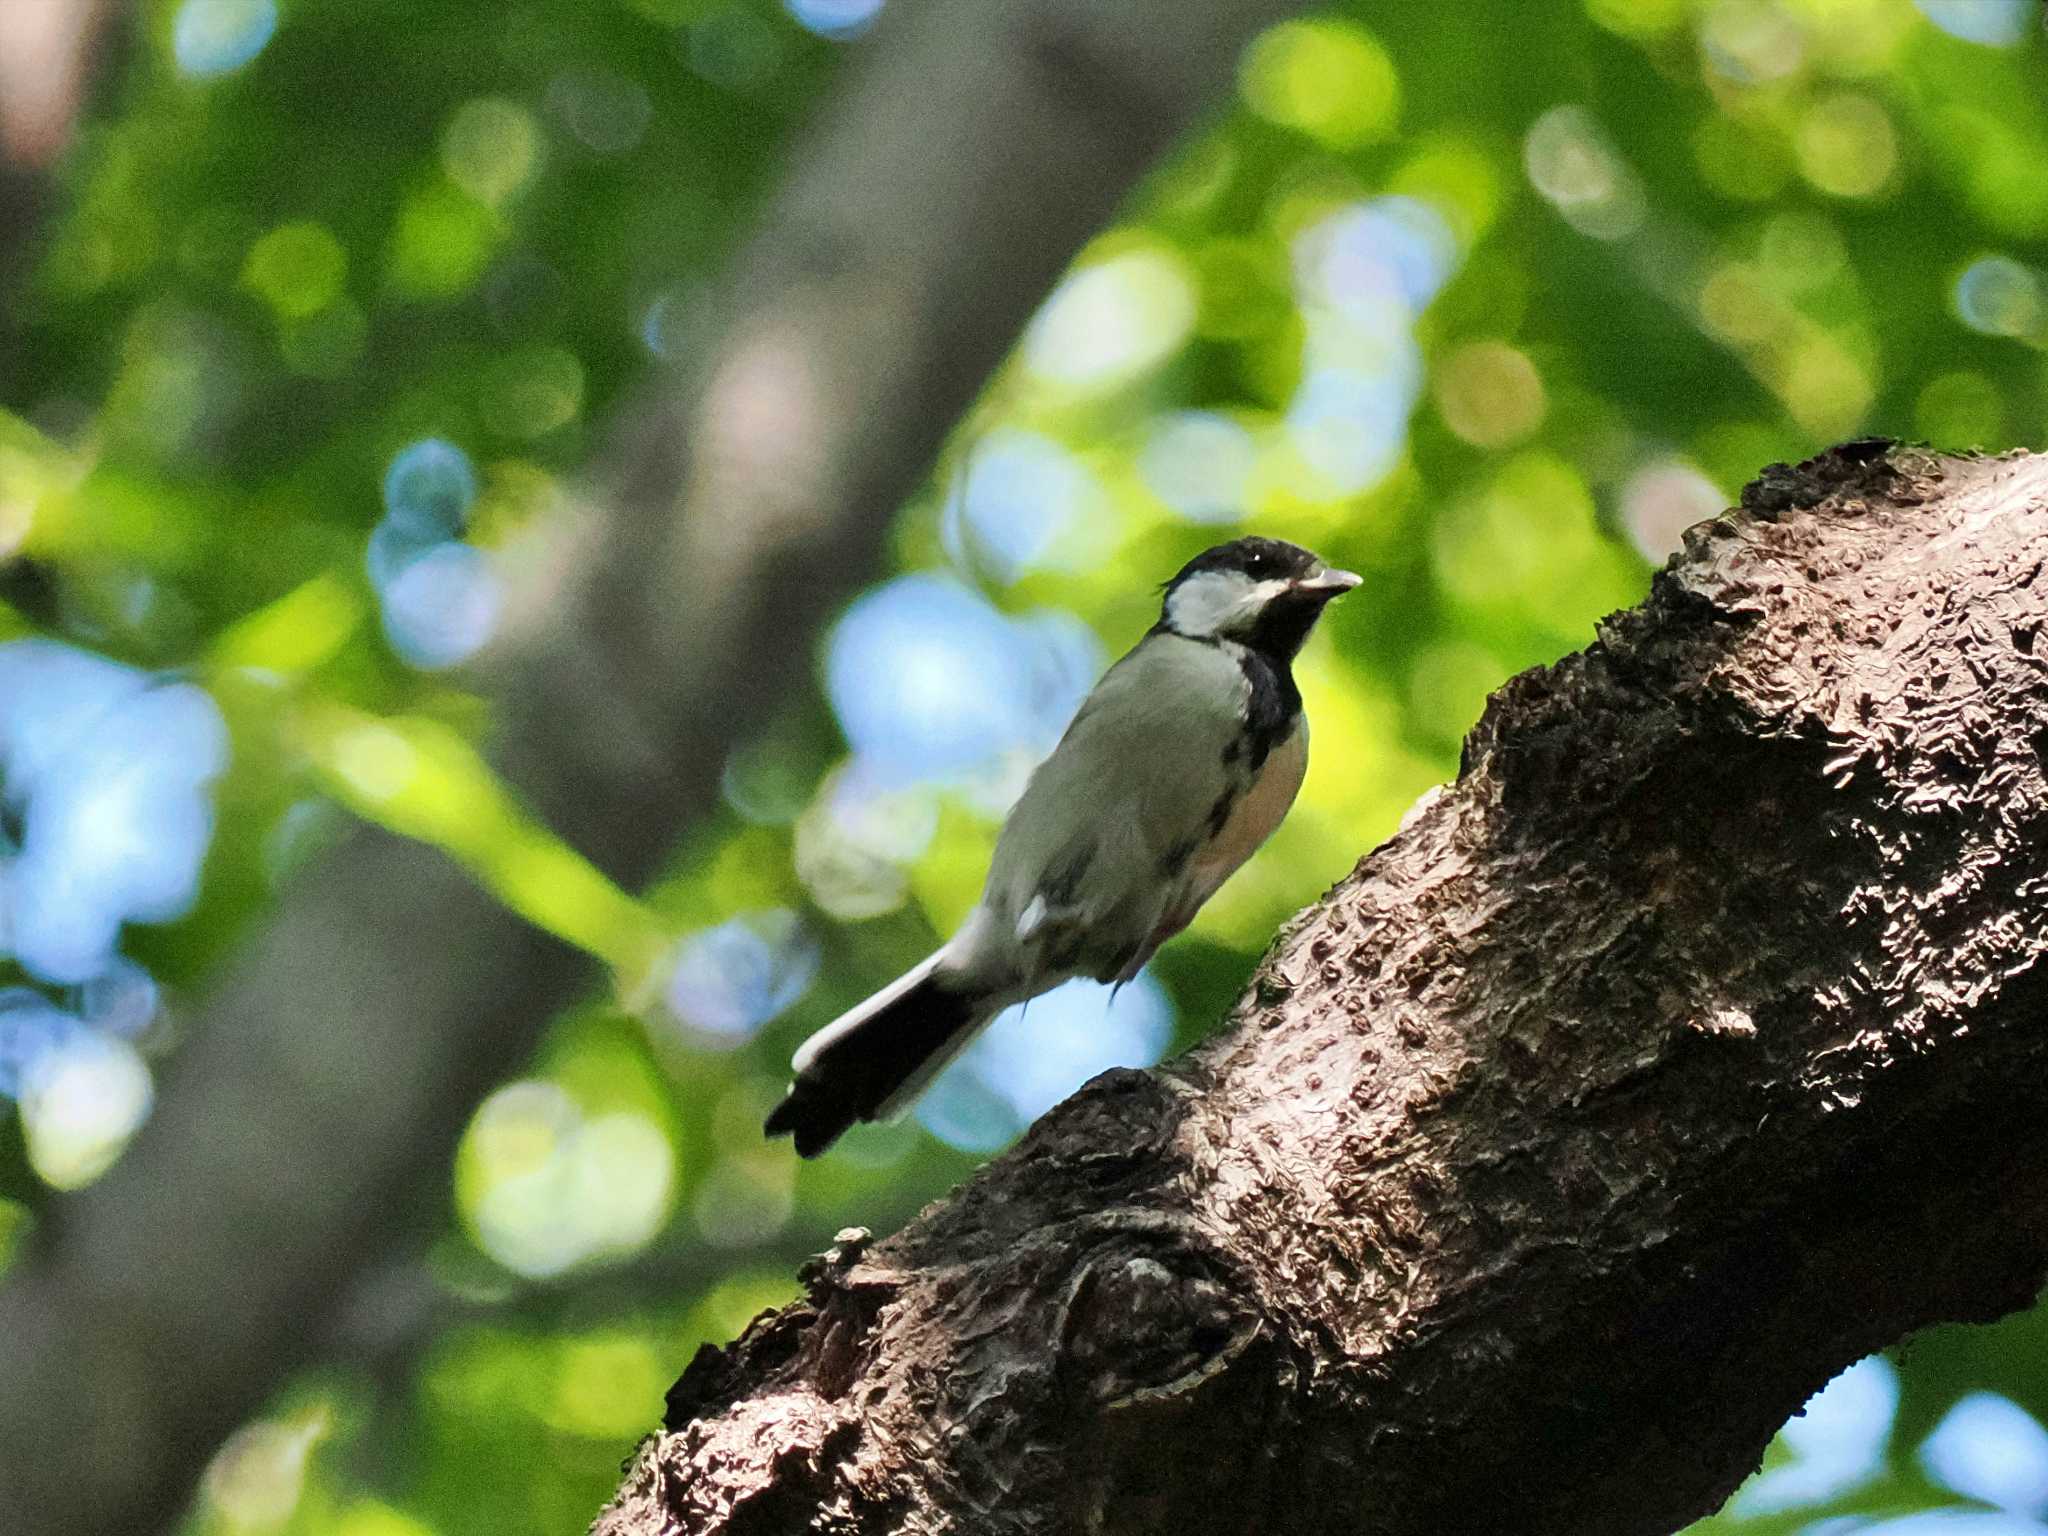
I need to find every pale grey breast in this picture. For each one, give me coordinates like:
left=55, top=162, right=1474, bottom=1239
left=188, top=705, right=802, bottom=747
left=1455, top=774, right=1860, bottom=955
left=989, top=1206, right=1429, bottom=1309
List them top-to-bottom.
left=1147, top=713, right=1308, bottom=957
left=1190, top=714, right=1307, bottom=893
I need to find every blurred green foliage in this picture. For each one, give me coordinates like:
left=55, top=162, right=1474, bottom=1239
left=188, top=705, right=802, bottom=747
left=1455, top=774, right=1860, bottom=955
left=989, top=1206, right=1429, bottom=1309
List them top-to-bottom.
left=4, top=0, right=2048, bottom=1530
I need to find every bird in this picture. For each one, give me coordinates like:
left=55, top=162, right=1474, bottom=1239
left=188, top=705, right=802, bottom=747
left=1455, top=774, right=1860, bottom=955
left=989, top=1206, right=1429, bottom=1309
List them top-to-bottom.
left=763, top=536, right=1361, bottom=1156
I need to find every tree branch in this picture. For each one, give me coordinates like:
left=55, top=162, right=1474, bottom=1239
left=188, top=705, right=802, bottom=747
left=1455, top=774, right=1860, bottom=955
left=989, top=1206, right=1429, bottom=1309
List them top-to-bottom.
left=0, top=0, right=125, bottom=426
left=0, top=0, right=119, bottom=326
left=0, top=0, right=114, bottom=169
left=0, top=1, right=1309, bottom=1531
left=597, top=442, right=2048, bottom=1536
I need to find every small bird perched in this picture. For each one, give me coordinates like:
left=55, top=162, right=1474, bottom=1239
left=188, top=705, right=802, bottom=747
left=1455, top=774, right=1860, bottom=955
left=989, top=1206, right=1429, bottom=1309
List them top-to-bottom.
left=764, top=536, right=1360, bottom=1156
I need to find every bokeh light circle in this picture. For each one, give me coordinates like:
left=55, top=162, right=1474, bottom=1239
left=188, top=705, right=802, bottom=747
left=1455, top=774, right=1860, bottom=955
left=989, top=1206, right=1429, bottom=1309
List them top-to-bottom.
left=172, top=0, right=278, bottom=78
left=785, top=0, right=884, bottom=39
left=1915, top=0, right=2031, bottom=47
left=1022, top=248, right=1197, bottom=393
left=1954, top=256, right=2042, bottom=338
left=1140, top=411, right=1257, bottom=524
left=942, top=431, right=1096, bottom=583
left=382, top=438, right=477, bottom=541
left=377, top=542, right=502, bottom=671
left=825, top=575, right=1100, bottom=786
left=0, top=643, right=228, bottom=984
left=665, top=910, right=822, bottom=1046
left=916, top=972, right=1175, bottom=1154
left=20, top=1031, right=155, bottom=1189
left=1920, top=1393, right=2048, bottom=1514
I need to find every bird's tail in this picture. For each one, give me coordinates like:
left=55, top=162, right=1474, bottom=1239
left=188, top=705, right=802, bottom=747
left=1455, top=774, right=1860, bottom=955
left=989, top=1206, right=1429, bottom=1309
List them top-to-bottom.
left=763, top=952, right=981, bottom=1157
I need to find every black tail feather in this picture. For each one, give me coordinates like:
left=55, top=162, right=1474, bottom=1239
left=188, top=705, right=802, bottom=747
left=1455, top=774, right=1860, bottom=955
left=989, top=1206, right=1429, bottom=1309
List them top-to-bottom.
left=764, top=976, right=975, bottom=1157
left=762, top=1076, right=862, bottom=1159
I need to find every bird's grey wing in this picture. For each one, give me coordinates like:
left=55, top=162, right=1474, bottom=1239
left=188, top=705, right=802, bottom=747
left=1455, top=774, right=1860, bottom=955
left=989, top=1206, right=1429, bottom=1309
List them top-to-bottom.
left=957, top=634, right=1249, bottom=988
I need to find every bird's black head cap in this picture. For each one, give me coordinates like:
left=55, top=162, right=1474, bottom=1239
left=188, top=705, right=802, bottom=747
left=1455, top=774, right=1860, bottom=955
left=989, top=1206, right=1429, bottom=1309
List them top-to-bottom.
left=1157, top=536, right=1357, bottom=659
left=1162, top=536, right=1321, bottom=594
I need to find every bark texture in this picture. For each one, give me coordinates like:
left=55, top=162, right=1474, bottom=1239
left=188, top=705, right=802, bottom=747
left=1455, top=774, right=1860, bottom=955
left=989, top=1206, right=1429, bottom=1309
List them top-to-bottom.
left=0, top=1, right=1310, bottom=1531
left=598, top=442, right=2048, bottom=1536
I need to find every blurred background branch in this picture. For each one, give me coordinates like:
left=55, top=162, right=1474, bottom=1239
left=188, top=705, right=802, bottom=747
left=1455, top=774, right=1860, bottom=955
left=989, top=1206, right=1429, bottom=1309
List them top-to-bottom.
left=0, top=0, right=1309, bottom=1531
left=0, top=0, right=123, bottom=387
left=0, top=0, right=118, bottom=171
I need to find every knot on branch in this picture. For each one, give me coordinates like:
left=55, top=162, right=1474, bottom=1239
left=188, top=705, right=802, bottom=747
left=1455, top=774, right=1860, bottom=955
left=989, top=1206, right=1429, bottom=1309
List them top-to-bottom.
left=1058, top=1247, right=1259, bottom=1411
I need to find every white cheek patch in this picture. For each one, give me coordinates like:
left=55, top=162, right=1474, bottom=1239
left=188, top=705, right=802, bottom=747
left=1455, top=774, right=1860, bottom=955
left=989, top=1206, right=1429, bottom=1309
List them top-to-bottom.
left=1164, top=570, right=1244, bottom=636
left=1165, top=571, right=1293, bottom=638
left=1248, top=576, right=1292, bottom=610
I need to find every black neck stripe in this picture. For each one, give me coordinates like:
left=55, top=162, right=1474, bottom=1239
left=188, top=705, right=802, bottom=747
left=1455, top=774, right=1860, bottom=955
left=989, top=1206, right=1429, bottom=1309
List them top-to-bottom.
left=1149, top=620, right=1305, bottom=770
left=1235, top=645, right=1299, bottom=770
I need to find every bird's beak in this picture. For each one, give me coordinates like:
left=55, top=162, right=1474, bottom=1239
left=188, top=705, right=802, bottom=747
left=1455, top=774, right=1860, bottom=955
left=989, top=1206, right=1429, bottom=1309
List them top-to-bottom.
left=1295, top=567, right=1363, bottom=598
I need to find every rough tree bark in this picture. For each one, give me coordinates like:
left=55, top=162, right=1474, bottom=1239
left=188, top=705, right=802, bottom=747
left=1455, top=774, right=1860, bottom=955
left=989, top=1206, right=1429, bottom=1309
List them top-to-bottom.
left=0, top=1, right=1310, bottom=1532
left=596, top=441, right=2048, bottom=1536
